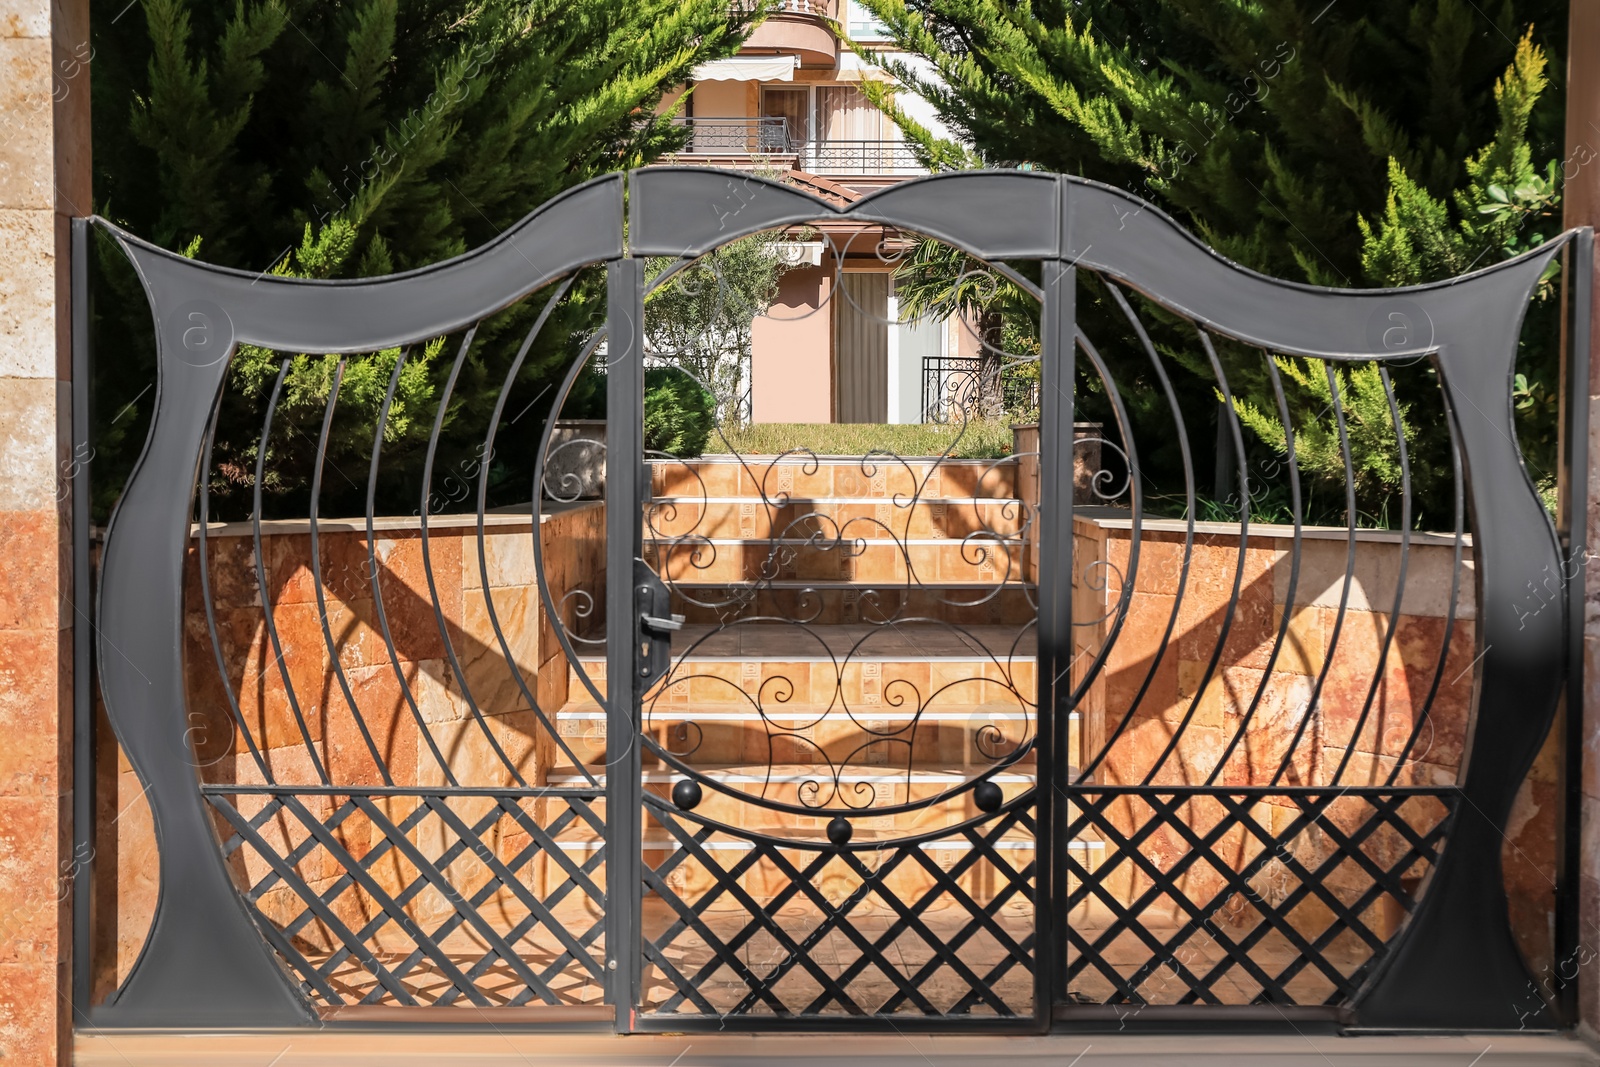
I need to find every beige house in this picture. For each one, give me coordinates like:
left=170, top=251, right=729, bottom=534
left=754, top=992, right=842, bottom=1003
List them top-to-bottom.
left=656, top=0, right=983, bottom=425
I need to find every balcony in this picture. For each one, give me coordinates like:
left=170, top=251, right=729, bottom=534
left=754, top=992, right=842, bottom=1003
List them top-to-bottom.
left=732, top=0, right=835, bottom=11
left=742, top=0, right=839, bottom=65
left=670, top=117, right=796, bottom=160
left=666, top=122, right=929, bottom=184
left=801, top=139, right=925, bottom=177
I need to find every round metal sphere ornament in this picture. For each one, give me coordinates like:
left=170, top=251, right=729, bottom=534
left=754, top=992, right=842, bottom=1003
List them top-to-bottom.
left=672, top=778, right=703, bottom=811
left=973, top=780, right=1004, bottom=813
left=826, top=816, right=853, bottom=846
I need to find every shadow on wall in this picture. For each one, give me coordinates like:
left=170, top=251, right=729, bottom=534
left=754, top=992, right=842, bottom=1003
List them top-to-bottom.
left=94, top=502, right=607, bottom=999
left=1067, top=514, right=1558, bottom=987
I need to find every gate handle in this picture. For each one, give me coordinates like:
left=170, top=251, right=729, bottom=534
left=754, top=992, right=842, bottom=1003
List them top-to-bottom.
left=634, top=559, right=681, bottom=692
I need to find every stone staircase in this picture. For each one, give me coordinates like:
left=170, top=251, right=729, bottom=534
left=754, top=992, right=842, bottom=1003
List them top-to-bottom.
left=550, top=454, right=1097, bottom=907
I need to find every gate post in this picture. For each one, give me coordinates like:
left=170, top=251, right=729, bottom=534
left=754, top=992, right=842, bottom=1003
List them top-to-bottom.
left=0, top=0, right=90, bottom=1063
left=1565, top=3, right=1600, bottom=1037
left=1034, top=249, right=1075, bottom=1026
left=603, top=256, right=646, bottom=1027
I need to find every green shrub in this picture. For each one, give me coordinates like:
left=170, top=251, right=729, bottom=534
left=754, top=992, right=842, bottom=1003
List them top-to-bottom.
left=643, top=368, right=717, bottom=457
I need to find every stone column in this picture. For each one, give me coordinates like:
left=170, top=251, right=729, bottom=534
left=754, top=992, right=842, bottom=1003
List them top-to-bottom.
left=0, top=0, right=91, bottom=1063
left=1571, top=0, right=1600, bottom=1040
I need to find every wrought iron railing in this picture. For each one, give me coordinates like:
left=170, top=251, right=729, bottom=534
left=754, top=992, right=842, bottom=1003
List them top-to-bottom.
left=732, top=0, right=836, bottom=15
left=671, top=116, right=793, bottom=155
left=802, top=138, right=925, bottom=176
left=78, top=167, right=1588, bottom=1033
left=922, top=355, right=1036, bottom=422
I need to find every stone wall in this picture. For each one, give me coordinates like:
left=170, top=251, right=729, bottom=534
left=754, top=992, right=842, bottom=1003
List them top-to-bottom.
left=0, top=1, right=89, bottom=1062
left=1566, top=4, right=1600, bottom=1033
left=1011, top=422, right=1102, bottom=584
left=99, top=502, right=605, bottom=991
left=1069, top=511, right=1559, bottom=975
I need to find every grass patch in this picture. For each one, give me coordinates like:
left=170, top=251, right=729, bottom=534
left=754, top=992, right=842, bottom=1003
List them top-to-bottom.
left=706, top=420, right=1020, bottom=459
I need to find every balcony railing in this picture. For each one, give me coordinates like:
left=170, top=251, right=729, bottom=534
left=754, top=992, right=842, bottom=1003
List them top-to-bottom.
left=731, top=0, right=836, bottom=17
left=671, top=117, right=793, bottom=155
left=667, top=125, right=928, bottom=178
left=801, top=139, right=925, bottom=176
left=922, top=355, right=1037, bottom=422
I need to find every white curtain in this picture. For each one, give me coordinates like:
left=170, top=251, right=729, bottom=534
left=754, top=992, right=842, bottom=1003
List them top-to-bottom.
left=817, top=85, right=891, bottom=141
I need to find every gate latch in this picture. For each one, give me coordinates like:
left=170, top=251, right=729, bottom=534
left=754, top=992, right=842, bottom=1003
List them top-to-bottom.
left=635, top=559, right=683, bottom=693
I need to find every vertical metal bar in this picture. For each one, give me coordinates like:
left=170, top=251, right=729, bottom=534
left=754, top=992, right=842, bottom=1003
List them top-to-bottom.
left=70, top=217, right=94, bottom=1013
left=1558, top=227, right=1593, bottom=1025
left=1035, top=253, right=1075, bottom=1029
left=604, top=256, right=644, bottom=1029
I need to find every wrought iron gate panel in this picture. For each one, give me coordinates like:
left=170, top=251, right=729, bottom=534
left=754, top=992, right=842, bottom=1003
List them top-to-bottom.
left=80, top=167, right=1588, bottom=1033
left=623, top=172, right=1058, bottom=1026
left=89, top=178, right=626, bottom=1027
left=1042, top=189, right=1580, bottom=1030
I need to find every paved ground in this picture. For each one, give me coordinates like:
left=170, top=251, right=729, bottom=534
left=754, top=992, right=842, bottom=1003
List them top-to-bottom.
left=231, top=894, right=1372, bottom=1016
left=73, top=1030, right=1600, bottom=1066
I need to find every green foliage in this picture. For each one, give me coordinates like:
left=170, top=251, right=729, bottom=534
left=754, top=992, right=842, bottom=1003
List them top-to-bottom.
left=91, top=0, right=764, bottom=517
left=851, top=0, right=1566, bottom=526
left=1359, top=35, right=1560, bottom=288
left=644, top=229, right=799, bottom=429
left=894, top=238, right=1028, bottom=326
left=1231, top=358, right=1403, bottom=500
left=643, top=367, right=717, bottom=458
left=713, top=420, right=1019, bottom=460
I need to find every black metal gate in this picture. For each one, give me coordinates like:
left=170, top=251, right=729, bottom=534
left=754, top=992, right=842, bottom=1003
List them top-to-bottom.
left=78, top=168, right=1589, bottom=1032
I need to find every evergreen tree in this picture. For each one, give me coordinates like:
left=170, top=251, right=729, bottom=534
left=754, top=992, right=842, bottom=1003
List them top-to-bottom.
left=90, top=0, right=764, bottom=518
left=855, top=0, right=1566, bottom=525
left=645, top=234, right=800, bottom=429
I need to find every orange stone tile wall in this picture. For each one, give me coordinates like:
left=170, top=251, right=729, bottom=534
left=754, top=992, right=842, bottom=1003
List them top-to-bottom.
left=0, top=0, right=89, bottom=1063
left=98, top=503, right=605, bottom=993
left=1070, top=514, right=1560, bottom=978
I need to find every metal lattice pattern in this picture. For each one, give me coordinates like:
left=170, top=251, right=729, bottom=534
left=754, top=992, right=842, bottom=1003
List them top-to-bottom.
left=206, top=788, right=609, bottom=1008
left=1061, top=789, right=1455, bottom=1007
left=638, top=794, right=1037, bottom=1018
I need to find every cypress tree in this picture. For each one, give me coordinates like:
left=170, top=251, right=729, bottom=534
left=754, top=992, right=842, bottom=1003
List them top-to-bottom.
left=90, top=0, right=763, bottom=518
left=856, top=0, right=1566, bottom=525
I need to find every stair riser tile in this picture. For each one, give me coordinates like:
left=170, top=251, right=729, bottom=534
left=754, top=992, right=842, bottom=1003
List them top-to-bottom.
left=651, top=461, right=1018, bottom=502
left=646, top=500, right=1025, bottom=541
left=647, top=541, right=1028, bottom=586
left=671, top=585, right=1038, bottom=628
left=573, top=659, right=1037, bottom=707
left=558, top=719, right=1035, bottom=768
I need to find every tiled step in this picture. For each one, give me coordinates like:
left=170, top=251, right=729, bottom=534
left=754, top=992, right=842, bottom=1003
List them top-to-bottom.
left=650, top=456, right=1019, bottom=503
left=645, top=496, right=1026, bottom=541
left=643, top=536, right=1028, bottom=585
left=664, top=581, right=1038, bottom=627
left=570, top=648, right=1038, bottom=708
left=555, top=700, right=1068, bottom=768
left=538, top=764, right=1104, bottom=906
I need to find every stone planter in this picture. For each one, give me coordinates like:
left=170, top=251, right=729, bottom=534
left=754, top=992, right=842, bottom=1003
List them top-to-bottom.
left=543, top=419, right=607, bottom=500
left=1009, top=422, right=1103, bottom=508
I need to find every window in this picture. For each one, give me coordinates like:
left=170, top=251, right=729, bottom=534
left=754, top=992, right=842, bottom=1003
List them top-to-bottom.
left=846, top=0, right=890, bottom=39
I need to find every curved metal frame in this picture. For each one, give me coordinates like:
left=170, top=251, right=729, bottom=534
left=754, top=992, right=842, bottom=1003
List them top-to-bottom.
left=86, top=165, right=1582, bottom=1031
left=90, top=177, right=624, bottom=1027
